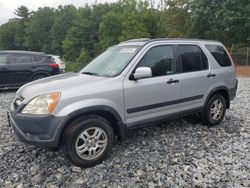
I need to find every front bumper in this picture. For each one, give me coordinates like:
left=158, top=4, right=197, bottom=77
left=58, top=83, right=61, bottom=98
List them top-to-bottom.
left=8, top=111, right=64, bottom=147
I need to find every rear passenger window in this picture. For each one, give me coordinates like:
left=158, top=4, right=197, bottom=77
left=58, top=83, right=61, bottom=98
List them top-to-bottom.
left=137, top=45, right=174, bottom=77
left=179, top=45, right=208, bottom=73
left=206, top=45, right=231, bottom=66
left=0, top=54, right=8, bottom=64
left=10, top=54, right=31, bottom=64
left=31, top=55, right=44, bottom=63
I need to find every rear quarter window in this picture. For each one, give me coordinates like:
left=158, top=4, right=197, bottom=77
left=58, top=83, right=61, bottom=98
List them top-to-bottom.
left=205, top=45, right=232, bottom=67
left=31, top=55, right=45, bottom=63
left=43, top=56, right=53, bottom=64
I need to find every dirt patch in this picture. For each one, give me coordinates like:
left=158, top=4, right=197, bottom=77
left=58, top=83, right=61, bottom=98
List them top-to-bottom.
left=236, top=66, right=250, bottom=77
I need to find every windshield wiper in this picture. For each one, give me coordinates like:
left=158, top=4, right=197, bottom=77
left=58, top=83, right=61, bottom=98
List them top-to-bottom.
left=82, top=72, right=99, bottom=76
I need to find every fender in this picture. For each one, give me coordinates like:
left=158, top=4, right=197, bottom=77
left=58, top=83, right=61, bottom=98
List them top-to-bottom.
left=204, top=86, right=230, bottom=108
left=54, top=105, right=126, bottom=145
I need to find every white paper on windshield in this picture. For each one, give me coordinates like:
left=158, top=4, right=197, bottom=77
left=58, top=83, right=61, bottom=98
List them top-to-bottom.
left=120, top=48, right=136, bottom=53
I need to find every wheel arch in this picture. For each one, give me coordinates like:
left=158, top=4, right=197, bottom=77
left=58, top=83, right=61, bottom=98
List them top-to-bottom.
left=31, top=71, right=50, bottom=80
left=205, top=86, right=230, bottom=109
left=57, top=106, right=126, bottom=146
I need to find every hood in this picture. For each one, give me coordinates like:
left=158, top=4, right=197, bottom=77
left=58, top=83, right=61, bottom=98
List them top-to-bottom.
left=18, top=73, right=110, bottom=99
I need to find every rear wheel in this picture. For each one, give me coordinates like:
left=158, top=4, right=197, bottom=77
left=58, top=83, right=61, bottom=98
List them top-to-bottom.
left=201, top=94, right=226, bottom=126
left=63, top=116, right=114, bottom=168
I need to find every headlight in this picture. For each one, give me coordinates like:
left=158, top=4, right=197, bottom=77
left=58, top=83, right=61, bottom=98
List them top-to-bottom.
left=22, top=92, right=60, bottom=115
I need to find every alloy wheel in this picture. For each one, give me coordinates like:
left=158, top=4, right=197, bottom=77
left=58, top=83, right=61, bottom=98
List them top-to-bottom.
left=210, top=99, right=224, bottom=121
left=75, top=127, right=108, bottom=160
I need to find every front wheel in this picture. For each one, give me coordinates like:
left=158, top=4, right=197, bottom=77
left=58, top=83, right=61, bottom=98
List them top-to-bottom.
left=201, top=94, right=226, bottom=126
left=63, top=116, right=114, bottom=168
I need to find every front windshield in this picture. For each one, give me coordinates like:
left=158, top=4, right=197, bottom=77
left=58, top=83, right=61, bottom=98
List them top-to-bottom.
left=81, top=46, right=141, bottom=77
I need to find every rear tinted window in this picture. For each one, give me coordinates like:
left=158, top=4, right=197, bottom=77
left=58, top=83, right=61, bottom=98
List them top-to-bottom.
left=179, top=45, right=208, bottom=73
left=206, top=45, right=231, bottom=66
left=10, top=54, right=31, bottom=64
left=31, top=55, right=44, bottom=63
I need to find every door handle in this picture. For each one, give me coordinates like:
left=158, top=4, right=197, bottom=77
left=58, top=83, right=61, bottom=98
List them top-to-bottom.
left=207, top=73, right=216, bottom=78
left=167, top=78, right=179, bottom=84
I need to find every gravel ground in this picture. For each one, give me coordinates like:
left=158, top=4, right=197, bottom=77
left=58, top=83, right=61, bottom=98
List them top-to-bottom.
left=0, top=78, right=249, bottom=188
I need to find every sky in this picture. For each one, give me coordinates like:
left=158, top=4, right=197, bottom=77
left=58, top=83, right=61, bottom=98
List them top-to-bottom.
left=0, top=0, right=117, bottom=25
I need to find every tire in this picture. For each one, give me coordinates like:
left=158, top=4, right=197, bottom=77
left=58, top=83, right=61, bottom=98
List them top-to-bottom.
left=32, top=74, right=47, bottom=81
left=201, top=94, right=226, bottom=126
left=63, top=115, right=114, bottom=168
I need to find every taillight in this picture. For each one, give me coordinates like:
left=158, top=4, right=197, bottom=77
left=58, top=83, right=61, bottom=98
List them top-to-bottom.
left=49, top=63, right=59, bottom=69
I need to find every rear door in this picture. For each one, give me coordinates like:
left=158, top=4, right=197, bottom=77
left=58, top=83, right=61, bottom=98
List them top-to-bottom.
left=177, top=44, right=211, bottom=112
left=0, top=53, right=10, bottom=87
left=8, top=53, right=33, bottom=86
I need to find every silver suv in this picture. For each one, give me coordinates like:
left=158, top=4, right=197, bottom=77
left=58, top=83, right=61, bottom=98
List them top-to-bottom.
left=9, top=38, right=238, bottom=167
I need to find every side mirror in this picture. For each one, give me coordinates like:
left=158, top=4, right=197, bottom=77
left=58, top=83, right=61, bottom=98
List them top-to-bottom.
left=133, top=67, right=152, bottom=80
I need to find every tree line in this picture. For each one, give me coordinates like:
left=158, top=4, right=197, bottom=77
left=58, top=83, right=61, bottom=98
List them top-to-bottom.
left=0, top=0, right=249, bottom=65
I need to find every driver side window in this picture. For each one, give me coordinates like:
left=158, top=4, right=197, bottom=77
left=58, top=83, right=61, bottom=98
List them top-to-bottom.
left=137, top=45, right=174, bottom=77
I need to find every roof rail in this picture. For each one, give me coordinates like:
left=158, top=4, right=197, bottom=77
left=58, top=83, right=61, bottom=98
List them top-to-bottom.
left=118, top=37, right=220, bottom=47
left=121, top=38, right=151, bottom=43
left=148, top=38, right=219, bottom=43
left=0, top=50, right=46, bottom=55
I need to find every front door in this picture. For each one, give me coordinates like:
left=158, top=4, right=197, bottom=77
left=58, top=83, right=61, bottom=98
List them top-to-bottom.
left=123, top=45, right=182, bottom=126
